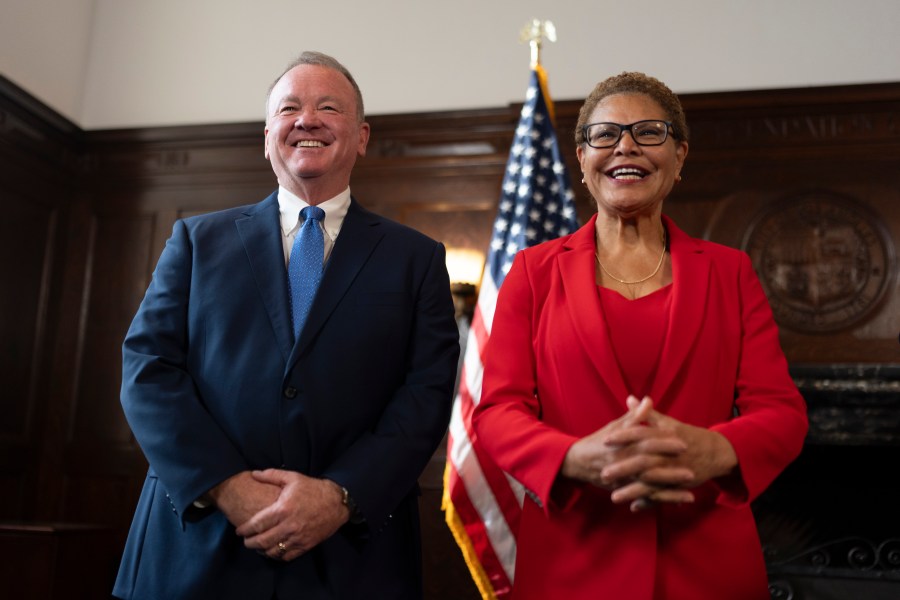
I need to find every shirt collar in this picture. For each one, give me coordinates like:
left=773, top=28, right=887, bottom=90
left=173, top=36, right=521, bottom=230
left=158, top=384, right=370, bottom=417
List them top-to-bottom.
left=278, top=186, right=351, bottom=241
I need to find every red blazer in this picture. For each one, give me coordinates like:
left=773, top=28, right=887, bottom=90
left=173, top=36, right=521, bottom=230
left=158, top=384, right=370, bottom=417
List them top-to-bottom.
left=473, top=214, right=808, bottom=600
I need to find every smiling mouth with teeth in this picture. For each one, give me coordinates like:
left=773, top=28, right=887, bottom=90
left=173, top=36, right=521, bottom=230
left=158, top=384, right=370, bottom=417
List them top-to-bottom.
left=295, top=140, right=326, bottom=148
left=608, top=167, right=647, bottom=180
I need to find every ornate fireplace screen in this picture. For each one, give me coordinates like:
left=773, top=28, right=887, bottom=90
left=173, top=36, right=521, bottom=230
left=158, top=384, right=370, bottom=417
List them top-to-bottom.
left=756, top=364, right=900, bottom=600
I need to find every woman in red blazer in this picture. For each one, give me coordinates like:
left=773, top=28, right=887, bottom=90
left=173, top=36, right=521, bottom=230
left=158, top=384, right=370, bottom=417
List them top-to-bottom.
left=473, top=72, right=808, bottom=600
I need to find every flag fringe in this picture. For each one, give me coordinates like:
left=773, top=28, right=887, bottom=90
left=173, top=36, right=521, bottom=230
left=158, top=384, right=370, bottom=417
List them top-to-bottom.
left=442, top=462, right=499, bottom=600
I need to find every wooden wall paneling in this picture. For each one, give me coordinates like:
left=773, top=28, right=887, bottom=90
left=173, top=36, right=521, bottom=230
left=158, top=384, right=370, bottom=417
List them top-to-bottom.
left=4, top=75, right=900, bottom=598
left=0, top=76, right=81, bottom=523
left=665, top=84, right=900, bottom=364
left=358, top=108, right=512, bottom=229
left=85, top=122, right=278, bottom=221
left=352, top=157, right=505, bottom=249
left=23, top=193, right=91, bottom=525
left=0, top=195, right=59, bottom=519
left=0, top=199, right=54, bottom=433
left=400, top=200, right=499, bottom=258
left=59, top=207, right=155, bottom=533
left=71, top=212, right=154, bottom=443
left=0, top=522, right=119, bottom=600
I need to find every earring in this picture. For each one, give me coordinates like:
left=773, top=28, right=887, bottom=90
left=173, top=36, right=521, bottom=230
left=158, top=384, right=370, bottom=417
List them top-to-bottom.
left=675, top=174, right=682, bottom=183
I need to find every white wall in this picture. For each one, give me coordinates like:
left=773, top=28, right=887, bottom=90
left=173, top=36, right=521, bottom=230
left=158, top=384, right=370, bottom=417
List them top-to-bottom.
left=0, top=0, right=96, bottom=123
left=2, top=0, right=899, bottom=130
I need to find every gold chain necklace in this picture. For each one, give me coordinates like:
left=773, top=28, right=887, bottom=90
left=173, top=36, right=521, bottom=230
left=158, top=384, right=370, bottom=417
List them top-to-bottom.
left=595, top=230, right=667, bottom=285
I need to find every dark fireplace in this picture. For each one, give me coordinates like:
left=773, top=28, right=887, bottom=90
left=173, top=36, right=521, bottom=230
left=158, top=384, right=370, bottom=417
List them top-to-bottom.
left=755, top=364, right=900, bottom=599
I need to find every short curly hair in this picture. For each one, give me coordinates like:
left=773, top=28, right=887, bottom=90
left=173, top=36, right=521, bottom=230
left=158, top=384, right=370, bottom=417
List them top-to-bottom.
left=574, top=72, right=689, bottom=146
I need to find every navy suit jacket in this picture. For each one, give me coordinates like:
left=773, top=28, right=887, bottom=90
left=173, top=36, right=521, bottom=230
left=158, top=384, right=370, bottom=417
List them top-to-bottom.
left=113, top=192, right=460, bottom=599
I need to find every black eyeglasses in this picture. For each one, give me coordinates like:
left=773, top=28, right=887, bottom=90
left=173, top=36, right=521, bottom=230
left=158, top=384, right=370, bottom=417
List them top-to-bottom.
left=582, top=120, right=674, bottom=149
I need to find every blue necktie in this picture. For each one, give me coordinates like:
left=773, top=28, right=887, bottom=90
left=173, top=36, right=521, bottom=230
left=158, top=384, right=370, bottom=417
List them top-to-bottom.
left=289, top=205, right=325, bottom=340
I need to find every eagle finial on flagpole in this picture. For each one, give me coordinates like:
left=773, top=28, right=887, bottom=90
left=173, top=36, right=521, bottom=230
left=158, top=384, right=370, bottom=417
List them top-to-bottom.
left=520, top=19, right=557, bottom=69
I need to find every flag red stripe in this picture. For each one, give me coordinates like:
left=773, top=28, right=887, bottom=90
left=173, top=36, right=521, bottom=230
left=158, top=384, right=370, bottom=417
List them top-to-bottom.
left=447, top=294, right=522, bottom=593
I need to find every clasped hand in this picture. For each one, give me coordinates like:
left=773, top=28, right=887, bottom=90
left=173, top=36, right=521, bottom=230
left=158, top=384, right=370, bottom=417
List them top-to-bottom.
left=561, top=395, right=737, bottom=512
left=210, top=469, right=349, bottom=561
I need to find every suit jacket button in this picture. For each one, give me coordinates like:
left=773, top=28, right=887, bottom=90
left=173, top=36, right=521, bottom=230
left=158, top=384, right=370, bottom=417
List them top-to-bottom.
left=284, top=387, right=297, bottom=399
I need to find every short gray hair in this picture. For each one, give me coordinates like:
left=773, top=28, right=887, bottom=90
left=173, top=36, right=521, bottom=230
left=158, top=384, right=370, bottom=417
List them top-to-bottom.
left=266, top=51, right=365, bottom=122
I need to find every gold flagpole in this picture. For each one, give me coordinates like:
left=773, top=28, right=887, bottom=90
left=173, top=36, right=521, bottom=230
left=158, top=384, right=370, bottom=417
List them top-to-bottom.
left=520, top=18, right=557, bottom=69
left=520, top=19, right=558, bottom=123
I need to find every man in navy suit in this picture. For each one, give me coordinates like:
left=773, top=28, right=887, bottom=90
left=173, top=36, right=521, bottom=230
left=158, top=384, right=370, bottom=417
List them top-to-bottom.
left=112, top=51, right=460, bottom=600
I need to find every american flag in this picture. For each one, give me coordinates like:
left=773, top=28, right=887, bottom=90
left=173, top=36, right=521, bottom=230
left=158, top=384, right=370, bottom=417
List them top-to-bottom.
left=443, top=65, right=579, bottom=599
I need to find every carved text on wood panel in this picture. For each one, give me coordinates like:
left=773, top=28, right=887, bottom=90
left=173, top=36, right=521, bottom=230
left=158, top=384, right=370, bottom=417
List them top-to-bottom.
left=689, top=111, right=900, bottom=148
left=744, top=192, right=893, bottom=333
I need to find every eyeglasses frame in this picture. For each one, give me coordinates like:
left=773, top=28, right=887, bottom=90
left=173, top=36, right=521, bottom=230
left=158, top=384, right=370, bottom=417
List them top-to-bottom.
left=581, top=119, right=676, bottom=149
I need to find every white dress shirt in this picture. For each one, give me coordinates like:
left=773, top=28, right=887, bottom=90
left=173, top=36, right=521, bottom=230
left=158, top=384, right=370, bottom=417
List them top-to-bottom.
left=277, top=186, right=351, bottom=266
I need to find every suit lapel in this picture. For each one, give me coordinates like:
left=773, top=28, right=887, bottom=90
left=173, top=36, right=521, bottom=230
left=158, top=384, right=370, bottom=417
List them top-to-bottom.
left=235, top=192, right=295, bottom=362
left=287, top=198, right=384, bottom=368
left=560, top=216, right=631, bottom=404
left=649, top=217, right=710, bottom=409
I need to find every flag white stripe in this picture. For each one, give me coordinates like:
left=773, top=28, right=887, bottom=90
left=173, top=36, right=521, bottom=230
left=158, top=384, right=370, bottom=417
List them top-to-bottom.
left=475, top=275, right=498, bottom=340
left=449, top=396, right=518, bottom=581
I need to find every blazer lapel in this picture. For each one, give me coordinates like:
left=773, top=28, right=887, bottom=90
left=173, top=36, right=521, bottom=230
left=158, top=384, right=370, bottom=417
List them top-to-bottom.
left=235, top=192, right=295, bottom=362
left=287, top=198, right=384, bottom=368
left=559, top=216, right=632, bottom=404
left=649, top=216, right=710, bottom=409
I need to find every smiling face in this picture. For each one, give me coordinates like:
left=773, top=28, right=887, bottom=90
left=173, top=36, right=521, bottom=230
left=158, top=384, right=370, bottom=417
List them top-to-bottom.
left=264, top=64, right=370, bottom=202
left=576, top=93, right=688, bottom=219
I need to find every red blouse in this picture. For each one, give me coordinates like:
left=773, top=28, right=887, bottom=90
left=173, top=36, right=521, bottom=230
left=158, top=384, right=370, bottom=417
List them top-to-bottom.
left=597, top=284, right=672, bottom=398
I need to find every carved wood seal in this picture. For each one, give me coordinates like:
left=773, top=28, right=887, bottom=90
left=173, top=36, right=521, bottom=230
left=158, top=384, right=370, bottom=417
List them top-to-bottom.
left=744, top=192, right=893, bottom=333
